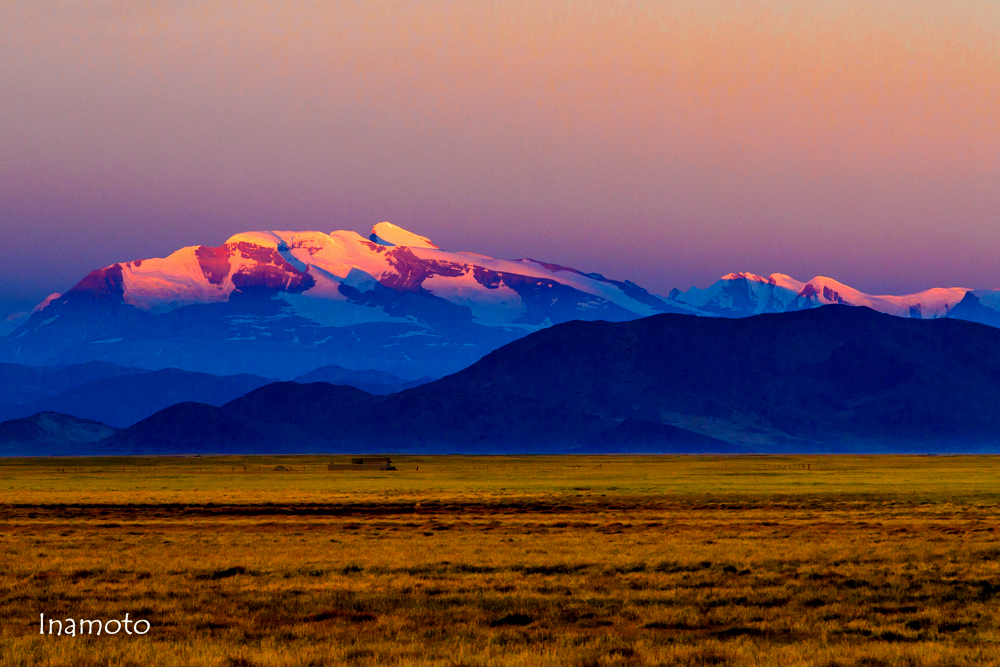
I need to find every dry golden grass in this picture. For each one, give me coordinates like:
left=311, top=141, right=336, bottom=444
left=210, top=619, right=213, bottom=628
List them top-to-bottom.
left=3, top=455, right=1000, bottom=666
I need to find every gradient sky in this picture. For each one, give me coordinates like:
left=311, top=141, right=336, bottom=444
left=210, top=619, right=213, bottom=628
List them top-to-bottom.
left=2, top=1, right=999, bottom=319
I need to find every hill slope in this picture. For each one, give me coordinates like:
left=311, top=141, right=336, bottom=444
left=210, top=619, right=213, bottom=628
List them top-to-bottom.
left=100, top=306, right=1000, bottom=454
left=292, top=365, right=431, bottom=395
left=0, top=368, right=280, bottom=428
left=0, top=413, right=118, bottom=456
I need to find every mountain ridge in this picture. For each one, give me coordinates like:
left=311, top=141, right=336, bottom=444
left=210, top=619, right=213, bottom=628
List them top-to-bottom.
left=1, top=223, right=685, bottom=378
left=5, top=223, right=1000, bottom=379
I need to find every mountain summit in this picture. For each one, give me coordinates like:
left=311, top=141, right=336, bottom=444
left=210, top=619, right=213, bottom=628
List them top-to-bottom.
left=369, top=222, right=438, bottom=249
left=0, top=223, right=685, bottom=378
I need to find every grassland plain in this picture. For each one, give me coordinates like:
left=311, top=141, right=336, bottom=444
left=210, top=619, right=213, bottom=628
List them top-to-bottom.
left=3, top=455, right=1000, bottom=666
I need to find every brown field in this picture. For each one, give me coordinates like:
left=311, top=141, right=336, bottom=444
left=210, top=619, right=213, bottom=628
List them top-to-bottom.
left=3, top=455, right=1000, bottom=666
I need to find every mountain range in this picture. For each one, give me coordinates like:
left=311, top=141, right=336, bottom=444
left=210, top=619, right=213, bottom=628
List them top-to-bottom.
left=6, top=222, right=999, bottom=382
left=0, top=223, right=681, bottom=379
left=4, top=223, right=1000, bottom=456
left=669, top=272, right=1000, bottom=326
left=56, top=306, right=1000, bottom=455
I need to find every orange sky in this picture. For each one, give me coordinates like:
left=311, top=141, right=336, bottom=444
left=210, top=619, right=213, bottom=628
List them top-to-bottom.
left=1, top=1, right=998, bottom=314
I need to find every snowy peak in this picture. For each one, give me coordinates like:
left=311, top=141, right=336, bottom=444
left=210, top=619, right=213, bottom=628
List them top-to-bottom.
left=369, top=222, right=439, bottom=249
left=40, top=223, right=680, bottom=329
left=224, top=231, right=285, bottom=248
left=720, top=271, right=767, bottom=283
left=671, top=272, right=977, bottom=320
left=719, top=272, right=807, bottom=292
left=768, top=274, right=806, bottom=292
left=797, top=276, right=865, bottom=305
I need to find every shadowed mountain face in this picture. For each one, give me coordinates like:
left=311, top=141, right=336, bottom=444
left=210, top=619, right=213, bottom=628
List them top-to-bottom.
left=424, top=305, right=1000, bottom=449
left=100, top=306, right=1000, bottom=455
left=0, top=362, right=437, bottom=429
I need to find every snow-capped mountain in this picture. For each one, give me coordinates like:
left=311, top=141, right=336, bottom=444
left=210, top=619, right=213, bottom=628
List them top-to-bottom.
left=0, top=223, right=688, bottom=378
left=6, top=224, right=1000, bottom=380
left=668, top=272, right=1000, bottom=324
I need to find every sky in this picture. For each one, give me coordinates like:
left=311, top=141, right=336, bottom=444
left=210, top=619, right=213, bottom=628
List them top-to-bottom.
left=2, top=1, right=999, bottom=319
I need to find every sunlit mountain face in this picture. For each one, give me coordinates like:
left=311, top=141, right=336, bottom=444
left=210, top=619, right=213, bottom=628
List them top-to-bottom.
left=0, top=223, right=685, bottom=379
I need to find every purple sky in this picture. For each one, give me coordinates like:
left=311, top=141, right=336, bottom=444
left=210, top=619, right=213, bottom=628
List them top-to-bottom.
left=2, top=1, right=999, bottom=319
